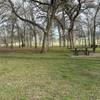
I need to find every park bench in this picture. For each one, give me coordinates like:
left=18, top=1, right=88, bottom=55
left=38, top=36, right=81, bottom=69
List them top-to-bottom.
left=90, top=44, right=98, bottom=48
left=70, top=45, right=98, bottom=56
left=71, top=48, right=90, bottom=56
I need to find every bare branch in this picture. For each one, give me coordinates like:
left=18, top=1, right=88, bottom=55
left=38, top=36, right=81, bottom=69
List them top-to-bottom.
left=8, top=0, right=45, bottom=33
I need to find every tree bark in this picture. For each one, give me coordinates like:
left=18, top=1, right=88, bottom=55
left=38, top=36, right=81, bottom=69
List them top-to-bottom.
left=93, top=5, right=100, bottom=52
left=68, top=20, right=74, bottom=48
left=10, top=22, right=14, bottom=49
left=58, top=24, right=62, bottom=47
left=34, top=32, right=37, bottom=48
left=41, top=33, right=47, bottom=53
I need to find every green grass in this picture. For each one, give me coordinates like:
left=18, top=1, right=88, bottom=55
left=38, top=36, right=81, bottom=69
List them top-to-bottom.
left=0, top=47, right=100, bottom=100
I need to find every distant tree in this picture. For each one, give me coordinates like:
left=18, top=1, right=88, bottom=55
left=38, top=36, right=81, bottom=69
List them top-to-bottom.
left=92, top=3, right=100, bottom=52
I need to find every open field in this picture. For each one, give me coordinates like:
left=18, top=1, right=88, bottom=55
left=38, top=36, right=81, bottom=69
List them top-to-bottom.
left=0, top=47, right=100, bottom=100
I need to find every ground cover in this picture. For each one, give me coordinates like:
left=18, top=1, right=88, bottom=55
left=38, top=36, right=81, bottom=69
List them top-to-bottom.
left=0, top=47, right=100, bottom=100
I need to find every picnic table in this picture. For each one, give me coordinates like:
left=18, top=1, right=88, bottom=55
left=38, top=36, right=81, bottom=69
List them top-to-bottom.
left=69, top=45, right=98, bottom=56
left=73, top=48, right=90, bottom=56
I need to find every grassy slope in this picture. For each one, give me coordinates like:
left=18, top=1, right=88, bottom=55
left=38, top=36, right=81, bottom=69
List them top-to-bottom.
left=0, top=47, right=100, bottom=100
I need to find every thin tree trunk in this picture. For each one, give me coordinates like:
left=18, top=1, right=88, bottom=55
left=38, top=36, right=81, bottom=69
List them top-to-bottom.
left=93, top=6, right=100, bottom=52
left=68, top=20, right=75, bottom=48
left=11, top=23, right=14, bottom=49
left=58, top=24, right=62, bottom=47
left=17, top=26, right=21, bottom=48
left=23, top=26, right=26, bottom=47
left=62, top=29, right=66, bottom=47
left=34, top=32, right=37, bottom=48
left=29, top=33, right=32, bottom=48
left=41, top=33, right=47, bottom=53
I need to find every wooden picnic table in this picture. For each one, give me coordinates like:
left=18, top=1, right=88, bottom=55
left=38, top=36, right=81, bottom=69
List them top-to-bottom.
left=72, top=48, right=90, bottom=56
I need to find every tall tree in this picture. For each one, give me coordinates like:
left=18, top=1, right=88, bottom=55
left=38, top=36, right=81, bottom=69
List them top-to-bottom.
left=93, top=3, right=100, bottom=52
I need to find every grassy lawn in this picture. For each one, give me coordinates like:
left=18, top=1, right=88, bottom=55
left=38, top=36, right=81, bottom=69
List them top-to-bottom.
left=0, top=47, right=100, bottom=100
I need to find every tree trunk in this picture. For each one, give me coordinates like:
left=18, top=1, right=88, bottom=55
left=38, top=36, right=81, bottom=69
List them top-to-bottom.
left=40, top=5, right=53, bottom=53
left=92, top=6, right=100, bottom=52
left=62, top=11, right=66, bottom=47
left=93, top=17, right=96, bottom=53
left=68, top=20, right=75, bottom=48
left=11, top=23, right=14, bottom=49
left=58, top=24, right=62, bottom=47
left=17, top=26, right=21, bottom=48
left=23, top=26, right=26, bottom=47
left=68, top=28, right=74, bottom=48
left=62, top=29, right=66, bottom=47
left=34, top=32, right=37, bottom=48
left=29, top=33, right=32, bottom=48
left=41, top=33, right=47, bottom=53
left=20, top=34, right=25, bottom=48
left=4, top=37, right=8, bottom=48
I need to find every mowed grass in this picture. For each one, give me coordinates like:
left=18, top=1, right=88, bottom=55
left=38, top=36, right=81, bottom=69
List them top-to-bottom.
left=0, top=47, right=100, bottom=100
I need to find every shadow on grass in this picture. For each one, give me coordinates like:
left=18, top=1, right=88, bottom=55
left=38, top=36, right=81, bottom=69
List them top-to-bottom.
left=1, top=53, right=100, bottom=62
left=0, top=55, right=67, bottom=60
left=73, top=57, right=100, bottom=62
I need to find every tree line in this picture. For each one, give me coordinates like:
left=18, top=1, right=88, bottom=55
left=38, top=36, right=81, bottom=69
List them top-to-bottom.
left=0, top=0, right=100, bottom=53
